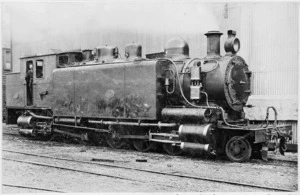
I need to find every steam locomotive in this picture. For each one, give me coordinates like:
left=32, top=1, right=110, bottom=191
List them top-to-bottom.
left=6, top=30, right=290, bottom=162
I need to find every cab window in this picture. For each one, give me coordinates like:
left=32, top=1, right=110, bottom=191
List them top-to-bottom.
left=74, top=53, right=83, bottom=62
left=59, top=55, right=68, bottom=65
left=26, top=60, right=33, bottom=72
left=36, top=60, right=44, bottom=78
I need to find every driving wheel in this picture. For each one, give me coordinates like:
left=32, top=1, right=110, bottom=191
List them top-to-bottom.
left=105, top=125, right=126, bottom=149
left=225, top=136, right=252, bottom=162
left=132, top=139, right=153, bottom=152
left=163, top=143, right=182, bottom=155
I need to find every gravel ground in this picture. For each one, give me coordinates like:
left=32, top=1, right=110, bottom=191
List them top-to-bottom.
left=2, top=124, right=298, bottom=193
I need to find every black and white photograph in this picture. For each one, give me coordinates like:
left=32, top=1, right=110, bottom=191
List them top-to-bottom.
left=1, top=0, right=298, bottom=193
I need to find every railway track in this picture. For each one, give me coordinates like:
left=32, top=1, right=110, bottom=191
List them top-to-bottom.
left=3, top=131, right=297, bottom=167
left=3, top=132, right=20, bottom=136
left=3, top=149, right=296, bottom=192
left=3, top=157, right=137, bottom=182
left=2, top=184, right=66, bottom=193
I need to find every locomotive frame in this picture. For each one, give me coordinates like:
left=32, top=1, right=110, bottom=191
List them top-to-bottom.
left=5, top=30, right=291, bottom=162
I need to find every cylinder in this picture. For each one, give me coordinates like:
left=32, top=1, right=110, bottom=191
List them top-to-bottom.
left=204, top=31, right=223, bottom=59
left=161, top=108, right=209, bottom=122
left=17, top=116, right=33, bottom=128
left=178, top=124, right=212, bottom=142
left=19, top=128, right=33, bottom=136
left=180, top=142, right=211, bottom=153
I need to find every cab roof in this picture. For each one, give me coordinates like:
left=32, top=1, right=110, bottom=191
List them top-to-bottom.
left=20, top=49, right=82, bottom=59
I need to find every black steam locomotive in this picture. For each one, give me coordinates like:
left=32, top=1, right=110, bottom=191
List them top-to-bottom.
left=6, top=30, right=290, bottom=162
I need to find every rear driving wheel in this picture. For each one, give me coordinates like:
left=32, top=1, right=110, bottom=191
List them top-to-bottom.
left=105, top=125, right=126, bottom=149
left=225, top=136, right=252, bottom=162
left=163, top=143, right=182, bottom=155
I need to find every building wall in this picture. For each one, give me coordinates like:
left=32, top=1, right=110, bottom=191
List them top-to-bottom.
left=2, top=48, right=12, bottom=121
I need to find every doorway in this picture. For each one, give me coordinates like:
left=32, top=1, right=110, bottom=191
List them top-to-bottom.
left=25, top=61, right=33, bottom=106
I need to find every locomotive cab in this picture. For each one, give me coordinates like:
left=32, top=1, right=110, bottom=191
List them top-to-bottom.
left=6, top=53, right=56, bottom=124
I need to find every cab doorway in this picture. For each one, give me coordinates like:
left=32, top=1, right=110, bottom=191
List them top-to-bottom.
left=25, top=61, right=33, bottom=106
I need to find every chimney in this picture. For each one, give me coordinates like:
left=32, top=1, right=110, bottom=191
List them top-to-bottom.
left=204, top=31, right=223, bottom=59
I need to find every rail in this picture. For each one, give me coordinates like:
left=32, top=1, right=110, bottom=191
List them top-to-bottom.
left=3, top=150, right=296, bottom=192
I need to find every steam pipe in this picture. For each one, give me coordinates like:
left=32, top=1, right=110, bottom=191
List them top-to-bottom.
left=27, top=111, right=53, bottom=120
left=88, top=120, right=177, bottom=128
left=52, top=123, right=110, bottom=133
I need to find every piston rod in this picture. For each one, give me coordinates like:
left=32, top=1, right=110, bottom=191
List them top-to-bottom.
left=52, top=123, right=110, bottom=133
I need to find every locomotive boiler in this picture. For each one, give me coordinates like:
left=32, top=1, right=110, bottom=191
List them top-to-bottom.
left=6, top=30, right=290, bottom=162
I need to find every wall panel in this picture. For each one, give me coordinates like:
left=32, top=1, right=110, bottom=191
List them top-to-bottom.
left=250, top=3, right=298, bottom=96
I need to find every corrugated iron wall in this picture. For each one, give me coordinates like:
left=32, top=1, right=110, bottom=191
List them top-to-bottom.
left=210, top=3, right=298, bottom=96
left=216, top=3, right=298, bottom=144
left=248, top=3, right=298, bottom=144
left=250, top=3, right=298, bottom=96
left=277, top=121, right=298, bottom=144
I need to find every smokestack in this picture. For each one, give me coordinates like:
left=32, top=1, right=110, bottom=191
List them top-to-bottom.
left=204, top=31, right=223, bottom=59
